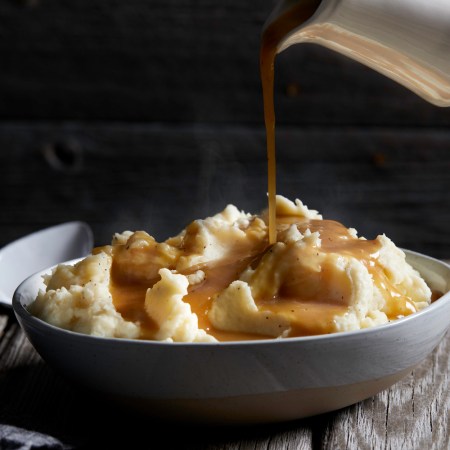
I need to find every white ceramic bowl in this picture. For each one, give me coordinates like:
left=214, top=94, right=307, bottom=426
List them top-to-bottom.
left=12, top=250, right=450, bottom=424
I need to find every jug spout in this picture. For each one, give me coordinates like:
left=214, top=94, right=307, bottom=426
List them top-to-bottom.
left=267, top=0, right=450, bottom=106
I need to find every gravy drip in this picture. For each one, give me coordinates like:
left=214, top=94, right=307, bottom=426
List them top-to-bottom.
left=260, top=0, right=321, bottom=244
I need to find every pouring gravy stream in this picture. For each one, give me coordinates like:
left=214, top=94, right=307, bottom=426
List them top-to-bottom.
left=105, top=0, right=435, bottom=341
left=260, top=0, right=321, bottom=244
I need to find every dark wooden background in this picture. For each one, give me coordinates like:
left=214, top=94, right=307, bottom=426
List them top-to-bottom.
left=1, top=0, right=449, bottom=259
left=0, top=2, right=449, bottom=448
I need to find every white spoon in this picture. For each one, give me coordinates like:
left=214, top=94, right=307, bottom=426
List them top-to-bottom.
left=0, top=221, right=93, bottom=306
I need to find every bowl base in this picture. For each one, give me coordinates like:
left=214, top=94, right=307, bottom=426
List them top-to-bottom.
left=113, top=365, right=415, bottom=424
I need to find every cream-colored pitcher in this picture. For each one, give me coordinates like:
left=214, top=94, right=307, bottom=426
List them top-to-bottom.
left=264, top=0, right=450, bottom=106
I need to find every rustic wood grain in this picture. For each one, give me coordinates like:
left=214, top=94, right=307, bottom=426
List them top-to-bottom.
left=1, top=0, right=450, bottom=126
left=1, top=123, right=449, bottom=259
left=0, top=304, right=448, bottom=449
left=319, top=330, right=450, bottom=450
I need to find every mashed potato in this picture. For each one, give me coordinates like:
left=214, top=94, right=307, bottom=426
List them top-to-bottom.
left=29, top=196, right=432, bottom=342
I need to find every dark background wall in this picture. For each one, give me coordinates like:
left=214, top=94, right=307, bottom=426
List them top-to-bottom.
left=1, top=0, right=449, bottom=258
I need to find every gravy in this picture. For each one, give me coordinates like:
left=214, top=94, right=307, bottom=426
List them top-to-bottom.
left=107, top=0, right=424, bottom=340
left=260, top=0, right=322, bottom=244
left=108, top=217, right=419, bottom=340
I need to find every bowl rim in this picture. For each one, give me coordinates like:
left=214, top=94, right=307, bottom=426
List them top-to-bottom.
left=12, top=249, right=450, bottom=348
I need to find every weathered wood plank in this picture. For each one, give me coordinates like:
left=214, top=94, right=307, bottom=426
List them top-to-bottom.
left=0, top=1, right=449, bottom=125
left=1, top=123, right=449, bottom=259
left=0, top=316, right=7, bottom=339
left=319, top=331, right=449, bottom=450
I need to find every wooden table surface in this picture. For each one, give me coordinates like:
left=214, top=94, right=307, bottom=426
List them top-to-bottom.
left=0, top=286, right=449, bottom=449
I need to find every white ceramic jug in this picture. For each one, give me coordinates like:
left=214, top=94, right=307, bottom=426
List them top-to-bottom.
left=264, top=0, right=450, bottom=106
